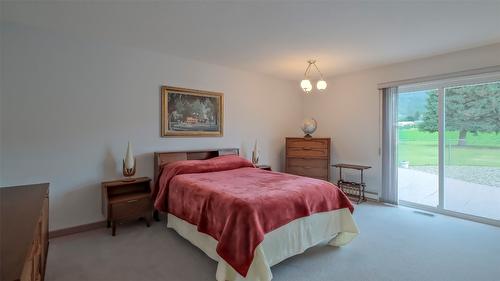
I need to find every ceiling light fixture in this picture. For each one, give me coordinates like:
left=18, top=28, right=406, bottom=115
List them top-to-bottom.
left=300, top=59, right=327, bottom=94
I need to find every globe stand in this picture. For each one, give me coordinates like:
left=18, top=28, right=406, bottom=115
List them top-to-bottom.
left=303, top=134, right=313, bottom=139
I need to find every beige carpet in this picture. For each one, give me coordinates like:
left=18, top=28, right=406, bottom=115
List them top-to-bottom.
left=46, top=202, right=500, bottom=281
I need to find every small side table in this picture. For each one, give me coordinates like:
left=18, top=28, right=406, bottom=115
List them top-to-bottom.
left=256, top=164, right=272, bottom=171
left=332, top=164, right=371, bottom=204
left=101, top=177, right=153, bottom=236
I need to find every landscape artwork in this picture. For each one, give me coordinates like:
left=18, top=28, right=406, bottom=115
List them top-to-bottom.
left=161, top=86, right=223, bottom=137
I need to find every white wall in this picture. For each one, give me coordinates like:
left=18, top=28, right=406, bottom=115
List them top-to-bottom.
left=0, top=3, right=3, bottom=184
left=1, top=23, right=303, bottom=230
left=304, top=43, right=500, bottom=196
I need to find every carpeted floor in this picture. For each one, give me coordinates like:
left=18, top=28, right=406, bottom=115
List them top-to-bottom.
left=46, top=202, right=500, bottom=281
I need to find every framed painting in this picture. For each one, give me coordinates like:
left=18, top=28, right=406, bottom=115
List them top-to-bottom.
left=161, top=86, right=224, bottom=137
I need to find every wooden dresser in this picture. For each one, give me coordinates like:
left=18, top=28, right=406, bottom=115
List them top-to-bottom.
left=285, top=137, right=331, bottom=181
left=1, top=183, right=49, bottom=281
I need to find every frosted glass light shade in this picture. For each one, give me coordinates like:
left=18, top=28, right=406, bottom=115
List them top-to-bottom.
left=300, top=79, right=312, bottom=93
left=316, top=79, right=327, bottom=91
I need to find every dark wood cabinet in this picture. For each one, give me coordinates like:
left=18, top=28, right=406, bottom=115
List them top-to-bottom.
left=285, top=137, right=331, bottom=181
left=101, top=177, right=153, bottom=236
left=1, top=183, right=49, bottom=281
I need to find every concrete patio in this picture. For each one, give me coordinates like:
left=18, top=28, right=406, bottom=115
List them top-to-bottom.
left=398, top=168, right=500, bottom=220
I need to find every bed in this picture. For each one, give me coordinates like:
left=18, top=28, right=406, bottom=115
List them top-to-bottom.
left=153, top=149, right=359, bottom=281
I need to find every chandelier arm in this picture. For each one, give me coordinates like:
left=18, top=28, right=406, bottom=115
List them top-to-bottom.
left=312, top=62, right=324, bottom=78
left=304, top=63, right=313, bottom=77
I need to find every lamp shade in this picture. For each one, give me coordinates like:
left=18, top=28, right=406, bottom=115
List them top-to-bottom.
left=300, top=79, right=312, bottom=93
left=316, top=79, right=327, bottom=91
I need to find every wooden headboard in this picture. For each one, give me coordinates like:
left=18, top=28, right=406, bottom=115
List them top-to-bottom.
left=153, top=148, right=239, bottom=181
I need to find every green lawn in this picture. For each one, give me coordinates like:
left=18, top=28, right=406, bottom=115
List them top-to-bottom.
left=398, top=128, right=500, bottom=167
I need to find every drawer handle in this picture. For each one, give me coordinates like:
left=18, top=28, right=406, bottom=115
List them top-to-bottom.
left=303, top=147, right=313, bottom=150
left=127, top=199, right=139, bottom=203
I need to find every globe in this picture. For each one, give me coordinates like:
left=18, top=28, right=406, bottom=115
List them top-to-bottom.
left=301, top=118, right=317, bottom=137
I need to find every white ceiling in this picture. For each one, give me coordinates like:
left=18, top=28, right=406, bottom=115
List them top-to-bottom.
left=3, top=1, right=500, bottom=81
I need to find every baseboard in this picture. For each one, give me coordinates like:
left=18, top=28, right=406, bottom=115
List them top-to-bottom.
left=364, top=191, right=379, bottom=201
left=49, top=220, right=106, bottom=239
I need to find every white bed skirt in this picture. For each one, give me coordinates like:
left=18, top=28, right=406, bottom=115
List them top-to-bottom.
left=167, top=208, right=359, bottom=281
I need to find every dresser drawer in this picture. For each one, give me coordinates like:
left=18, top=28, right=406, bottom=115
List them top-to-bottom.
left=286, top=139, right=328, bottom=149
left=286, top=147, right=328, bottom=158
left=287, top=158, right=328, bottom=168
left=287, top=166, right=327, bottom=178
left=288, top=170, right=328, bottom=181
left=110, top=196, right=151, bottom=220
left=21, top=238, right=41, bottom=281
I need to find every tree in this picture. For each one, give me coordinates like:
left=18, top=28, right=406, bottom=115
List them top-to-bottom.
left=419, top=83, right=500, bottom=145
left=419, top=90, right=438, bottom=132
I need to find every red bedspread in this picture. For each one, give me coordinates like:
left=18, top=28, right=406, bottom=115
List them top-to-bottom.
left=153, top=155, right=353, bottom=277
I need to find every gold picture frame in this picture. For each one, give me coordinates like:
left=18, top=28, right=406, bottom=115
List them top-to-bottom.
left=161, top=86, right=224, bottom=137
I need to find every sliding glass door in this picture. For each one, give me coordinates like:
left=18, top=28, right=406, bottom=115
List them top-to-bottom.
left=397, top=75, right=500, bottom=223
left=444, top=82, right=500, bottom=220
left=398, top=89, right=439, bottom=207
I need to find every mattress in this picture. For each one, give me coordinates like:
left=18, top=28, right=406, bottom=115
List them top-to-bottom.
left=167, top=208, right=358, bottom=281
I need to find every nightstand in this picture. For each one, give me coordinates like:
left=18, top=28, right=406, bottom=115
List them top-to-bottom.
left=256, top=164, right=272, bottom=171
left=101, top=177, right=153, bottom=236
